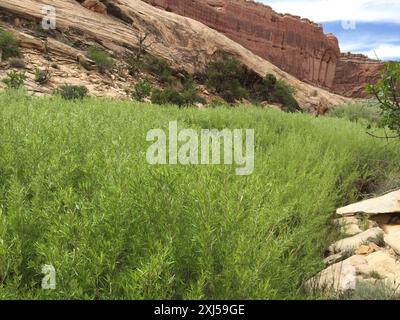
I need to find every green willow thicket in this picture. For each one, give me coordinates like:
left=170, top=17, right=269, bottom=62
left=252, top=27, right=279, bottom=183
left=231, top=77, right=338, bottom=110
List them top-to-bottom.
left=0, top=90, right=399, bottom=299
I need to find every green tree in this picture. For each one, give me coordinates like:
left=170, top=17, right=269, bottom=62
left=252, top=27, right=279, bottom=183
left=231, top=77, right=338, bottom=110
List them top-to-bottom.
left=366, top=61, right=400, bottom=137
left=132, top=80, right=152, bottom=102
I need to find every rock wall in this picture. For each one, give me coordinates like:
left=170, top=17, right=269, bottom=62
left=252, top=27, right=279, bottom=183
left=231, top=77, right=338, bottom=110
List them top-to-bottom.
left=0, top=0, right=351, bottom=109
left=146, top=0, right=341, bottom=88
left=147, top=0, right=384, bottom=98
left=334, top=53, right=384, bottom=98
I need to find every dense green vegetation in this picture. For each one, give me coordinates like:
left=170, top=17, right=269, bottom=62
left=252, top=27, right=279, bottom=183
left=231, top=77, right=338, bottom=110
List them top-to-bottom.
left=0, top=29, right=20, bottom=61
left=87, top=46, right=114, bottom=74
left=206, top=58, right=300, bottom=111
left=366, top=61, right=400, bottom=137
left=2, top=71, right=26, bottom=90
left=56, top=84, right=89, bottom=100
left=0, top=91, right=399, bottom=299
left=327, top=102, right=381, bottom=125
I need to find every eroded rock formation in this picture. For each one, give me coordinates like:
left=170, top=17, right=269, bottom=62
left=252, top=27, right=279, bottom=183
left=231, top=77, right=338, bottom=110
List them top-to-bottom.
left=0, top=0, right=350, bottom=109
left=147, top=0, right=384, bottom=98
left=147, top=0, right=340, bottom=88
left=334, top=53, right=384, bottom=98
left=307, top=190, right=400, bottom=297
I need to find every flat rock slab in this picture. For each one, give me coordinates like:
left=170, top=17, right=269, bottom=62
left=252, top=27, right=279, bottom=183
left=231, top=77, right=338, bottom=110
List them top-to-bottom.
left=337, top=190, right=400, bottom=216
left=329, top=227, right=383, bottom=253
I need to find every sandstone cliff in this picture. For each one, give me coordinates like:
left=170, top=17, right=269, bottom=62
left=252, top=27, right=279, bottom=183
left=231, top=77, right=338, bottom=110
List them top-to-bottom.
left=0, top=0, right=350, bottom=109
left=146, top=0, right=383, bottom=98
left=147, top=0, right=340, bottom=88
left=334, top=53, right=384, bottom=98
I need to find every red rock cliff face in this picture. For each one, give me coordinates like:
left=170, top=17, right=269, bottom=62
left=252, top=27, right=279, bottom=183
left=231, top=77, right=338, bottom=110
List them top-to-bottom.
left=146, top=0, right=341, bottom=88
left=334, top=53, right=384, bottom=98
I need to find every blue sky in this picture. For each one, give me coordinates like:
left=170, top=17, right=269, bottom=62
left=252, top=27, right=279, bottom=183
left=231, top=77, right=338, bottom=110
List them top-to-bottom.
left=260, top=0, right=400, bottom=60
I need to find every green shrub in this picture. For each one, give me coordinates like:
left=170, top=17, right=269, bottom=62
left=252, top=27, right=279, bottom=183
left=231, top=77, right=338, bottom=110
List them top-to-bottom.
left=0, top=29, right=20, bottom=60
left=87, top=46, right=114, bottom=73
left=125, top=53, right=143, bottom=77
left=144, top=55, right=176, bottom=84
left=9, top=57, right=26, bottom=69
left=206, top=58, right=250, bottom=102
left=366, top=61, right=400, bottom=137
left=35, top=68, right=52, bottom=85
left=2, top=70, right=26, bottom=89
left=254, top=74, right=300, bottom=112
left=181, top=77, right=206, bottom=106
left=151, top=79, right=204, bottom=107
left=132, top=80, right=152, bottom=102
left=272, top=80, right=300, bottom=112
left=57, top=84, right=88, bottom=100
left=151, top=87, right=184, bottom=107
left=208, top=97, right=230, bottom=108
left=327, top=102, right=381, bottom=125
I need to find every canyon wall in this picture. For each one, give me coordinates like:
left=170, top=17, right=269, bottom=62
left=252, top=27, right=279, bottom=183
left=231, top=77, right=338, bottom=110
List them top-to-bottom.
left=146, top=0, right=341, bottom=88
left=147, top=0, right=383, bottom=97
left=334, top=53, right=384, bottom=98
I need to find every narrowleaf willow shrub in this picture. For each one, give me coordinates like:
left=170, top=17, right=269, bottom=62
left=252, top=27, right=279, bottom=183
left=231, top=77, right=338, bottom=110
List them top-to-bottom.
left=366, top=61, right=400, bottom=137
left=0, top=91, right=399, bottom=299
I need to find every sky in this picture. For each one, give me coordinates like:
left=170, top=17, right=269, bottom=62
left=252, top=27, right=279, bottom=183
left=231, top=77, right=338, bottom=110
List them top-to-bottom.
left=260, top=0, right=400, bottom=60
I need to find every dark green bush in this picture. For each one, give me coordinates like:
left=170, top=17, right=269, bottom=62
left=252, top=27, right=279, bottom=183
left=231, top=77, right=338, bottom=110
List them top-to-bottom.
left=0, top=29, right=21, bottom=60
left=87, top=46, right=114, bottom=73
left=144, top=55, right=176, bottom=84
left=206, top=58, right=250, bottom=102
left=206, top=59, right=300, bottom=111
left=366, top=61, right=400, bottom=137
left=35, top=68, right=52, bottom=85
left=2, top=70, right=26, bottom=89
left=181, top=77, right=206, bottom=106
left=151, top=78, right=204, bottom=107
left=132, top=80, right=152, bottom=102
left=272, top=80, right=300, bottom=112
left=57, top=84, right=88, bottom=100
left=151, top=87, right=184, bottom=107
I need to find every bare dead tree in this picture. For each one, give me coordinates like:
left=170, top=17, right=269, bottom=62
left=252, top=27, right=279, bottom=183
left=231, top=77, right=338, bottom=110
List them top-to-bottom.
left=135, top=31, right=152, bottom=60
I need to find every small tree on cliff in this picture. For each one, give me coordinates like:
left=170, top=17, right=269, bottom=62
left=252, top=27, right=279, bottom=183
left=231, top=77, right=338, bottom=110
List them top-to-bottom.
left=366, top=61, right=400, bottom=138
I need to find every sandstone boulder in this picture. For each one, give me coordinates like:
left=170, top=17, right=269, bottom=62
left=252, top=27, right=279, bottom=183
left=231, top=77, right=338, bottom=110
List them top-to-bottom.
left=337, top=190, right=400, bottom=216
left=384, top=230, right=400, bottom=255
left=307, top=251, right=400, bottom=296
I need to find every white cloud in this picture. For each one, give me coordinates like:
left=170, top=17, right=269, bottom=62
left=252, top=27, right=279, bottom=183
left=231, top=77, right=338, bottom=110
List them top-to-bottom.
left=261, top=0, right=400, bottom=23
left=359, top=44, right=400, bottom=60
